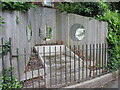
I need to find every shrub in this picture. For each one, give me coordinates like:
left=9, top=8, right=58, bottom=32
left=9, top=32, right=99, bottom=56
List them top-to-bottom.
left=1, top=2, right=36, bottom=12
left=97, top=2, right=120, bottom=71
left=0, top=67, right=22, bottom=89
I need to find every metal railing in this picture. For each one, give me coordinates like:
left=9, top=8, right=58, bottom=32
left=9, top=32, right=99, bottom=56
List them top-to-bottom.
left=0, top=38, right=108, bottom=88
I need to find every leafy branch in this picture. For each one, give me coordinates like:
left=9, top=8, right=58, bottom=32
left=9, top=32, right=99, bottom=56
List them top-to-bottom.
left=1, top=2, right=36, bottom=12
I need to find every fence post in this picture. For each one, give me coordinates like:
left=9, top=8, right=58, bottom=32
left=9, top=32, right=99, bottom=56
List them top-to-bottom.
left=1, top=38, right=5, bottom=83
left=9, top=38, right=13, bottom=88
left=105, top=43, right=108, bottom=73
left=86, top=44, right=88, bottom=79
left=89, top=44, right=92, bottom=77
left=93, top=44, right=95, bottom=77
left=96, top=44, right=98, bottom=76
left=99, top=44, right=101, bottom=75
left=102, top=44, right=104, bottom=74
left=73, top=45, right=76, bottom=82
left=78, top=45, right=80, bottom=82
left=82, top=45, right=84, bottom=80
left=49, top=46, right=52, bottom=87
left=55, top=46, right=57, bottom=85
left=60, top=46, right=62, bottom=86
left=65, top=46, right=67, bottom=85
left=69, top=46, right=71, bottom=83
left=37, top=47, right=40, bottom=88
left=43, top=47, right=46, bottom=87
left=16, top=48, right=21, bottom=82
left=24, top=48, right=28, bottom=88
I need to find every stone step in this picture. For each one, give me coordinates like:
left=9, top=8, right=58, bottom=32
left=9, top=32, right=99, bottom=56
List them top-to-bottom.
left=21, top=68, right=44, bottom=81
left=21, top=76, right=45, bottom=88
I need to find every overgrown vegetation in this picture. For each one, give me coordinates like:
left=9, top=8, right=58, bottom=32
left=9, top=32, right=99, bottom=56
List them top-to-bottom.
left=1, top=2, right=36, bottom=12
left=58, top=2, right=120, bottom=71
left=58, top=2, right=103, bottom=18
left=58, top=2, right=120, bottom=16
left=97, top=2, right=120, bottom=71
left=0, top=67, right=22, bottom=89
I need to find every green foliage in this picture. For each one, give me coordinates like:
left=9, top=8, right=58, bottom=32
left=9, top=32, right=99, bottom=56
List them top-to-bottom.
left=2, top=2, right=36, bottom=12
left=58, top=2, right=102, bottom=17
left=97, top=2, right=120, bottom=71
left=109, top=2, right=120, bottom=13
left=0, top=16, right=5, bottom=25
left=0, top=16, right=5, bottom=31
left=16, top=16, right=19, bottom=24
left=28, top=25, right=32, bottom=31
left=43, top=26, right=53, bottom=41
left=47, top=26, right=53, bottom=39
left=48, top=27, right=52, bottom=34
left=0, top=41, right=11, bottom=55
left=3, top=41, right=11, bottom=55
left=29, top=53, right=34, bottom=59
left=0, top=67, right=22, bottom=89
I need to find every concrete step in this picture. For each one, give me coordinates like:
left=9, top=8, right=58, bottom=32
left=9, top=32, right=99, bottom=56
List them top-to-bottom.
left=21, top=68, right=44, bottom=81
left=21, top=76, right=45, bottom=88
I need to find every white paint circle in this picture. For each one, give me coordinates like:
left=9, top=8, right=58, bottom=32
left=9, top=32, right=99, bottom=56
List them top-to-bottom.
left=75, top=28, right=85, bottom=40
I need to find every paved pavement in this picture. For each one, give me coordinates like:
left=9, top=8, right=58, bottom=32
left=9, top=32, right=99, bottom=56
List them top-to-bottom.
left=102, top=76, right=120, bottom=88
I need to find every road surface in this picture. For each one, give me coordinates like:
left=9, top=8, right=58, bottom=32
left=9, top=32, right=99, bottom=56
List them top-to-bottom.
left=102, top=76, right=120, bottom=88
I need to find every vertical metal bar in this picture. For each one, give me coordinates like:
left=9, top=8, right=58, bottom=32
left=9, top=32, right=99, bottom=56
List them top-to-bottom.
left=1, top=38, right=5, bottom=83
left=9, top=38, right=13, bottom=88
left=104, top=43, right=107, bottom=73
left=106, top=43, right=108, bottom=74
left=86, top=44, right=88, bottom=79
left=89, top=44, right=92, bottom=77
left=93, top=44, right=95, bottom=77
left=96, top=44, right=98, bottom=76
left=99, top=44, right=101, bottom=75
left=102, top=44, right=104, bottom=74
left=106, top=44, right=108, bottom=71
left=74, top=45, right=76, bottom=82
left=78, top=45, right=80, bottom=81
left=82, top=45, right=84, bottom=80
left=49, top=46, right=52, bottom=86
left=55, top=46, right=57, bottom=85
left=60, top=46, right=62, bottom=85
left=65, top=46, right=67, bottom=84
left=69, top=46, right=71, bottom=82
left=37, top=47, right=40, bottom=88
left=43, top=47, right=46, bottom=87
left=16, top=48, right=21, bottom=82
left=24, top=48, right=27, bottom=88
left=31, top=57, right=34, bottom=88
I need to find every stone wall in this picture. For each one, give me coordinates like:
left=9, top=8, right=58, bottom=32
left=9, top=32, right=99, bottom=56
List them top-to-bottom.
left=0, top=7, right=57, bottom=78
left=0, top=8, right=108, bottom=80
left=57, top=12, right=108, bottom=47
